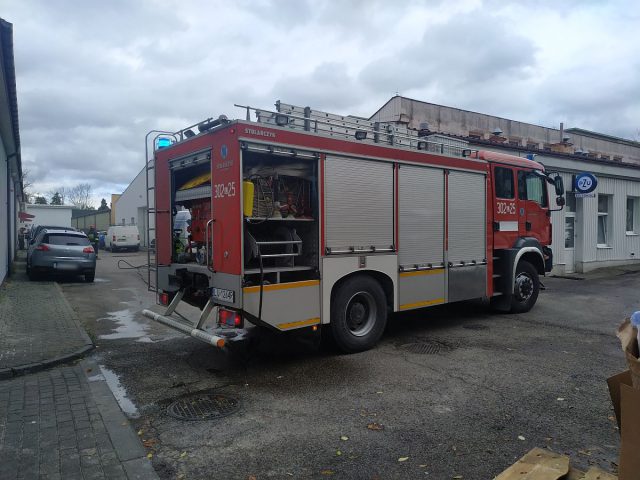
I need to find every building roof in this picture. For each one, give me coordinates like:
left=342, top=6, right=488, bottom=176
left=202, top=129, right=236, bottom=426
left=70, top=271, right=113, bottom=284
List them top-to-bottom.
left=0, top=18, right=19, bottom=152
left=565, top=127, right=640, bottom=147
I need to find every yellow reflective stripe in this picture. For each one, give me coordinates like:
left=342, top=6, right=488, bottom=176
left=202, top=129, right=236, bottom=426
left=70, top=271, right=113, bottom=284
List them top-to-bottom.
left=399, top=269, right=445, bottom=277
left=243, top=280, right=319, bottom=294
left=399, top=298, right=445, bottom=310
left=277, top=317, right=320, bottom=330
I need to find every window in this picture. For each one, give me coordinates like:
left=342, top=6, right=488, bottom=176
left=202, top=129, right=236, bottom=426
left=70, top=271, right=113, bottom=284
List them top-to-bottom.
left=495, top=167, right=514, bottom=199
left=518, top=171, right=548, bottom=207
left=565, top=192, right=576, bottom=213
left=597, top=194, right=612, bottom=246
left=627, top=197, right=639, bottom=234
left=131, top=217, right=135, bottom=225
left=564, top=217, right=575, bottom=248
left=121, top=218, right=125, bottom=225
left=44, top=234, right=90, bottom=246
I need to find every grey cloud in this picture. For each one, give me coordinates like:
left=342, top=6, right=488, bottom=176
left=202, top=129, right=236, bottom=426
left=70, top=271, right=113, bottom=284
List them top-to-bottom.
left=359, top=12, right=537, bottom=94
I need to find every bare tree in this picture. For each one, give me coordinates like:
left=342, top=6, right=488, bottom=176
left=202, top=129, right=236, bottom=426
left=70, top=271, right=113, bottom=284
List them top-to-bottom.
left=22, top=168, right=34, bottom=203
left=66, top=183, right=94, bottom=209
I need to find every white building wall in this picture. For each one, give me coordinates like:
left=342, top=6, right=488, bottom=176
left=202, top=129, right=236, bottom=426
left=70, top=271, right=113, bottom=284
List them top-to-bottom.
left=0, top=137, right=8, bottom=284
left=114, top=165, right=154, bottom=246
left=25, top=204, right=73, bottom=228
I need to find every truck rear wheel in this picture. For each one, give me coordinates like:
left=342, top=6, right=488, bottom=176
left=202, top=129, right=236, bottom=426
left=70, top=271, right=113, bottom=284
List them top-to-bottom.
left=510, top=260, right=539, bottom=313
left=330, top=275, right=387, bottom=353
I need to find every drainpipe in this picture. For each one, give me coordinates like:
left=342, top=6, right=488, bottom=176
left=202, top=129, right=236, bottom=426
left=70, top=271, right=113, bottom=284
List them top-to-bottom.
left=6, top=152, right=18, bottom=278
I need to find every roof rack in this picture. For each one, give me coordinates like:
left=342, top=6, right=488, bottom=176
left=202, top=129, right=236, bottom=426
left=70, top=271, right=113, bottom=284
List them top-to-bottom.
left=235, top=101, right=471, bottom=158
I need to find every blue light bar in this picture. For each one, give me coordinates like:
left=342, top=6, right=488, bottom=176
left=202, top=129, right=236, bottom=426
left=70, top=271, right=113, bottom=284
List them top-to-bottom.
left=156, top=137, right=173, bottom=149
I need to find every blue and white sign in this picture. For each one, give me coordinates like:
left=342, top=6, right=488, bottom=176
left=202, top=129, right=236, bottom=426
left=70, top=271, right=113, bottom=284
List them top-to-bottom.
left=574, top=172, right=598, bottom=197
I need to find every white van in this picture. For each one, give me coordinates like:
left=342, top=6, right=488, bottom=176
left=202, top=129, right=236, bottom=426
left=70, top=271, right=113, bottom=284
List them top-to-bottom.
left=106, top=225, right=140, bottom=252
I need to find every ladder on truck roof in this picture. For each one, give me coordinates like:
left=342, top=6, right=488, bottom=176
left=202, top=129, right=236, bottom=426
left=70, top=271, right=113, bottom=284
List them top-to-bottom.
left=235, top=101, right=471, bottom=158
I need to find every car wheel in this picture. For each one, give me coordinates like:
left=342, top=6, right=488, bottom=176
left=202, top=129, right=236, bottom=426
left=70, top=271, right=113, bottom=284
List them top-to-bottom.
left=510, top=260, right=539, bottom=313
left=85, top=271, right=95, bottom=283
left=330, top=275, right=387, bottom=353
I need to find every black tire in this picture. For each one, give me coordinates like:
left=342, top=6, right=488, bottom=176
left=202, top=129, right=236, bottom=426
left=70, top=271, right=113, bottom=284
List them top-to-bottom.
left=510, top=260, right=539, bottom=313
left=27, top=263, right=36, bottom=281
left=85, top=271, right=95, bottom=283
left=330, top=275, right=387, bottom=353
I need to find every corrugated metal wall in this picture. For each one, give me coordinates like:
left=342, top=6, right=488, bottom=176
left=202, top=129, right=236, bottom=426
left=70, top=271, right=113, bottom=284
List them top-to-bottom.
left=551, top=172, right=640, bottom=273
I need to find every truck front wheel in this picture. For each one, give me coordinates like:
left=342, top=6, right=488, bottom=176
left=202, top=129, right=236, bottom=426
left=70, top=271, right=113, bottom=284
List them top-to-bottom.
left=510, top=260, right=539, bottom=313
left=330, top=276, right=387, bottom=353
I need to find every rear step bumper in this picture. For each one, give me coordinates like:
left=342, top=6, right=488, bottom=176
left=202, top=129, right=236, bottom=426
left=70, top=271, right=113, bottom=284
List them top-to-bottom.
left=142, top=309, right=228, bottom=348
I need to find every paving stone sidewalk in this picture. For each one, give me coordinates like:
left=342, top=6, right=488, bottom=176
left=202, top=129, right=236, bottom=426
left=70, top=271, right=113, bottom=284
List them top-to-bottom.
left=0, top=252, right=93, bottom=379
left=0, top=253, right=158, bottom=479
left=0, top=360, right=157, bottom=480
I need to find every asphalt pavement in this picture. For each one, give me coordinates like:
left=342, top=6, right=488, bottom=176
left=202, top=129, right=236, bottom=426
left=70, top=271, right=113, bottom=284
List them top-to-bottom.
left=0, top=251, right=157, bottom=480
left=58, top=251, right=639, bottom=479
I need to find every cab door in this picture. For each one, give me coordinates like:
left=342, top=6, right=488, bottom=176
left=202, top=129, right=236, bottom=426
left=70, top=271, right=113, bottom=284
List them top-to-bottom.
left=492, top=165, right=518, bottom=249
left=517, top=170, right=550, bottom=244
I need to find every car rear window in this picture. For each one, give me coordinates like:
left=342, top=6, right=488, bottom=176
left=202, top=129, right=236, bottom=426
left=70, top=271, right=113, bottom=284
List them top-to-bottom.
left=44, top=234, right=90, bottom=246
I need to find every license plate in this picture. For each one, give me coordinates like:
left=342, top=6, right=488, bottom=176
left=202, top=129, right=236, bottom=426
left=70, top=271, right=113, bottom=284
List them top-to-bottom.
left=212, top=287, right=235, bottom=303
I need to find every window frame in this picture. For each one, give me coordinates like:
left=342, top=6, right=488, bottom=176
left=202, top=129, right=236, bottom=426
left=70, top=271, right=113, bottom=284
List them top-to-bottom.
left=597, top=194, right=612, bottom=247
left=627, top=196, right=640, bottom=235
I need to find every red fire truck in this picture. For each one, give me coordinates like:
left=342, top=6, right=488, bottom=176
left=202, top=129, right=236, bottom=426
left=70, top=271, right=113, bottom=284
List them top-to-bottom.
left=142, top=101, right=564, bottom=353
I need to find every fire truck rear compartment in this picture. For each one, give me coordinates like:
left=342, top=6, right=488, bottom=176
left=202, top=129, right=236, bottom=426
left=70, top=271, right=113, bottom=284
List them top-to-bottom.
left=241, top=150, right=319, bottom=285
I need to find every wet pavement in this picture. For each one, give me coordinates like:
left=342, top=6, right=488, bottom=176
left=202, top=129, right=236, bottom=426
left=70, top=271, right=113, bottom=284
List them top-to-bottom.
left=58, top=250, right=640, bottom=479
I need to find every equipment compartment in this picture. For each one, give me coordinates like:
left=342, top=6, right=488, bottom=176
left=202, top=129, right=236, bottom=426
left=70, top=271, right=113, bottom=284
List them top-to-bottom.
left=241, top=149, right=319, bottom=286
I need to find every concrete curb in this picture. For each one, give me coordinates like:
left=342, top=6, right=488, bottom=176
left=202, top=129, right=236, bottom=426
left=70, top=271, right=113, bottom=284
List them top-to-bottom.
left=0, top=283, right=95, bottom=381
left=80, top=358, right=159, bottom=480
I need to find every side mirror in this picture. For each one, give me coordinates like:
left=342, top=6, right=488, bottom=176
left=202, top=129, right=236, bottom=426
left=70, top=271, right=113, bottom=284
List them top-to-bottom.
left=554, top=176, right=564, bottom=196
left=556, top=196, right=565, bottom=207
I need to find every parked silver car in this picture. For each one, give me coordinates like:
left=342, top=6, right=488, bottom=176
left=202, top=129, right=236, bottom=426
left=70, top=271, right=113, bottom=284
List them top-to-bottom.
left=27, top=228, right=96, bottom=282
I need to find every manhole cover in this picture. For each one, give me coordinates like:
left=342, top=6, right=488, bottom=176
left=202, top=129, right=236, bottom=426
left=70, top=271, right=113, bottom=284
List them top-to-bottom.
left=463, top=324, right=488, bottom=330
left=400, top=341, right=448, bottom=355
left=166, top=393, right=240, bottom=421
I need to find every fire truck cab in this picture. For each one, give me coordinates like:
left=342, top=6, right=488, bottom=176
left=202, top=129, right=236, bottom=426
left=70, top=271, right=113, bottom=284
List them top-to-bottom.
left=143, top=102, right=564, bottom=353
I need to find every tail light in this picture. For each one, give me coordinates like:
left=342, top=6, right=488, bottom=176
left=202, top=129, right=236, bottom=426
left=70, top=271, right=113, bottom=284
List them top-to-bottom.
left=35, top=244, right=50, bottom=251
left=83, top=246, right=95, bottom=254
left=159, top=292, right=170, bottom=306
left=218, top=308, right=242, bottom=328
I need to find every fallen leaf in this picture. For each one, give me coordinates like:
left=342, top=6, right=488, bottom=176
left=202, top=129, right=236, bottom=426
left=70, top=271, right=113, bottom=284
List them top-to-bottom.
left=376, top=391, right=383, bottom=394
left=557, top=397, right=565, bottom=401
left=367, top=422, right=384, bottom=431
left=137, top=430, right=143, bottom=436
left=517, top=435, right=525, bottom=441
left=340, top=436, right=349, bottom=441
left=544, top=437, right=552, bottom=442
left=143, top=439, right=157, bottom=448
left=578, top=449, right=592, bottom=456
left=336, top=450, right=342, bottom=456
left=180, top=451, right=187, bottom=458
left=146, top=453, right=153, bottom=459
left=398, top=457, right=409, bottom=462
left=419, top=464, right=428, bottom=468
left=320, top=470, right=334, bottom=476
left=177, top=475, right=185, bottom=480
left=247, top=476, right=257, bottom=480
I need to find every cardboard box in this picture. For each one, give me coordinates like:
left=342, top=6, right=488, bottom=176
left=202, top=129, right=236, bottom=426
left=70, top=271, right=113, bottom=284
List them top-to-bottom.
left=617, top=319, right=640, bottom=389
left=608, top=370, right=640, bottom=479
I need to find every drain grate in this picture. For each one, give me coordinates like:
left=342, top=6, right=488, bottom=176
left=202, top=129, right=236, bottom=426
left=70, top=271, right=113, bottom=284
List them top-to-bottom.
left=463, top=324, right=488, bottom=331
left=400, top=341, right=449, bottom=355
left=167, top=393, right=240, bottom=421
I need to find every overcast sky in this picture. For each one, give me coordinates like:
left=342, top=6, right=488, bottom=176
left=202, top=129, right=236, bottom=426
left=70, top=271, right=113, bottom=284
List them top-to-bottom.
left=3, top=0, right=639, bottom=206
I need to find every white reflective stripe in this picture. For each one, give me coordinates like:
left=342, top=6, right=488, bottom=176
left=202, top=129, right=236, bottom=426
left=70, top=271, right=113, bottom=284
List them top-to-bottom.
left=499, top=221, right=518, bottom=232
